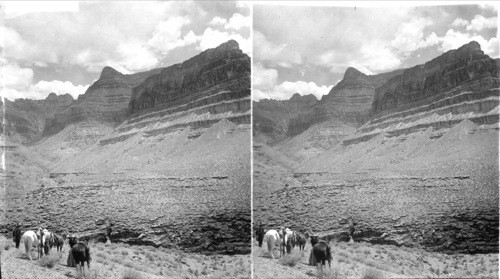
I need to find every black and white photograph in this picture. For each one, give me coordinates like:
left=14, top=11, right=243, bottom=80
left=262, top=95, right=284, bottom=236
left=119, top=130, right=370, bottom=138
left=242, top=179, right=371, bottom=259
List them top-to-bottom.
left=0, top=1, right=251, bottom=278
left=0, top=1, right=499, bottom=279
left=252, top=2, right=499, bottom=278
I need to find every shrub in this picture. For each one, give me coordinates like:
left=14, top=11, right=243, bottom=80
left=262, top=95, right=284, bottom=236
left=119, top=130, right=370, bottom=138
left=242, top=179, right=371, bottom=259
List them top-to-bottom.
left=4, top=243, right=11, bottom=250
left=363, top=249, right=371, bottom=255
left=121, top=250, right=129, bottom=256
left=38, top=252, right=62, bottom=268
left=278, top=252, right=303, bottom=267
left=317, top=267, right=340, bottom=279
left=361, top=268, right=384, bottom=279
left=122, top=269, right=145, bottom=279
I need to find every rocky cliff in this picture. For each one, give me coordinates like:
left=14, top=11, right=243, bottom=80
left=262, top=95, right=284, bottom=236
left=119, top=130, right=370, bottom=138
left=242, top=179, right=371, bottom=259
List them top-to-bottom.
left=3, top=40, right=253, bottom=254
left=287, top=41, right=499, bottom=254
left=353, top=41, right=499, bottom=143
left=45, top=66, right=161, bottom=137
left=1, top=93, right=74, bottom=143
left=253, top=93, right=318, bottom=144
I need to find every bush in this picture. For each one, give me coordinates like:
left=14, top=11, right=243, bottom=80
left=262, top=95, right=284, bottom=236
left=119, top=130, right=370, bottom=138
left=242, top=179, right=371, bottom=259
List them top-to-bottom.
left=4, top=243, right=11, bottom=250
left=38, top=251, right=62, bottom=268
left=278, top=252, right=303, bottom=267
left=317, top=267, right=340, bottom=279
left=361, top=268, right=384, bottom=279
left=122, top=269, right=145, bottom=279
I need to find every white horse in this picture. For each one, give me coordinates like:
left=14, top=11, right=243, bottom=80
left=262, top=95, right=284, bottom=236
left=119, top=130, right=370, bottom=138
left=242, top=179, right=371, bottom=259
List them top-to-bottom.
left=40, top=228, right=53, bottom=255
left=282, top=228, right=295, bottom=255
left=263, top=229, right=282, bottom=259
left=21, top=230, right=40, bottom=260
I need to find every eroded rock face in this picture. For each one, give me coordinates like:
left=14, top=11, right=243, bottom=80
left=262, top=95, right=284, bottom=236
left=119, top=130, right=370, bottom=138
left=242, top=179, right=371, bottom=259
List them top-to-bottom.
left=373, top=41, right=498, bottom=115
left=45, top=67, right=161, bottom=136
left=2, top=93, right=74, bottom=143
left=253, top=93, right=318, bottom=143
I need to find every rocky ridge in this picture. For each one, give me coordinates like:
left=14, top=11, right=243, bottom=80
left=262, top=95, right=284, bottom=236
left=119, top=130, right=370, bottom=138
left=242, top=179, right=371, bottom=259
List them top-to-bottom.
left=255, top=41, right=499, bottom=255
left=45, top=66, right=161, bottom=137
left=1, top=93, right=74, bottom=143
left=253, top=93, right=318, bottom=144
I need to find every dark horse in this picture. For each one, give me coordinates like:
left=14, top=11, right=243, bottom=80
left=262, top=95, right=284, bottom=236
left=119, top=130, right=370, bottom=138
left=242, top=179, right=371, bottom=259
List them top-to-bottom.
left=256, top=223, right=265, bottom=247
left=13, top=225, right=22, bottom=249
left=295, top=232, right=307, bottom=251
left=53, top=233, right=66, bottom=252
left=67, top=235, right=78, bottom=267
left=310, top=235, right=320, bottom=248
left=312, top=240, right=332, bottom=271
left=71, top=243, right=91, bottom=275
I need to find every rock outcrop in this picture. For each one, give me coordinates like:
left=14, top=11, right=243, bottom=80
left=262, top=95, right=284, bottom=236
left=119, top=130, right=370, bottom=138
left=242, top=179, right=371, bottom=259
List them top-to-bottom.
left=286, top=41, right=499, bottom=254
left=45, top=67, right=161, bottom=136
left=1, top=93, right=74, bottom=143
left=253, top=93, right=318, bottom=144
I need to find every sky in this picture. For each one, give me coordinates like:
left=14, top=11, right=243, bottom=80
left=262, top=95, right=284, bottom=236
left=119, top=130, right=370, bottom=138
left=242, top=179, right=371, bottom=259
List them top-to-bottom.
left=0, top=1, right=251, bottom=101
left=253, top=2, right=499, bottom=101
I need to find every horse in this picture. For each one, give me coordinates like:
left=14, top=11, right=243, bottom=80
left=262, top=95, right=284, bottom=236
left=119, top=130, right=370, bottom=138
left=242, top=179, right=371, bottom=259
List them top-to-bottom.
left=256, top=223, right=265, bottom=248
left=13, top=225, right=22, bottom=249
left=39, top=228, right=53, bottom=256
left=282, top=228, right=295, bottom=255
left=263, top=229, right=282, bottom=259
left=21, top=230, right=40, bottom=260
left=295, top=232, right=307, bottom=251
left=53, top=233, right=66, bottom=252
left=67, top=235, right=79, bottom=267
left=310, top=235, right=320, bottom=248
left=311, top=240, right=332, bottom=272
left=71, top=242, right=91, bottom=276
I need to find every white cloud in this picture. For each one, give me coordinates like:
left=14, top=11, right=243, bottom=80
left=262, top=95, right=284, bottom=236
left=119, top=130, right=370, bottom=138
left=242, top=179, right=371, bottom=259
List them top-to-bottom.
left=225, top=13, right=250, bottom=30
left=467, top=15, right=498, bottom=31
left=147, top=16, right=198, bottom=54
left=209, top=16, right=227, bottom=26
left=391, top=18, right=435, bottom=53
left=452, top=18, right=469, bottom=27
left=197, top=27, right=251, bottom=55
left=439, top=29, right=499, bottom=57
left=253, top=30, right=302, bottom=67
left=117, top=41, right=158, bottom=71
left=0, top=62, right=34, bottom=90
left=0, top=62, right=88, bottom=100
left=253, top=63, right=278, bottom=91
left=30, top=80, right=89, bottom=100
left=254, top=80, right=330, bottom=101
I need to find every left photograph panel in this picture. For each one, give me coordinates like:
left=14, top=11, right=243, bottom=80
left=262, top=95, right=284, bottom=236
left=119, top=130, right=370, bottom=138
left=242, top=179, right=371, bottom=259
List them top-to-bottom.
left=0, top=1, right=251, bottom=278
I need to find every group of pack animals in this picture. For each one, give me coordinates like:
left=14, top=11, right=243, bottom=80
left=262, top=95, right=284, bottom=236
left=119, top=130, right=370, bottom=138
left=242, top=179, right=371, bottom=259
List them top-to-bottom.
left=12, top=225, right=91, bottom=275
left=255, top=225, right=333, bottom=271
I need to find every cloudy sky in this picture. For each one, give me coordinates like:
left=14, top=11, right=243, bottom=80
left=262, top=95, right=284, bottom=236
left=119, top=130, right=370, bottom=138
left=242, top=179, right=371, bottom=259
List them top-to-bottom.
left=1, top=1, right=250, bottom=101
left=253, top=3, right=499, bottom=101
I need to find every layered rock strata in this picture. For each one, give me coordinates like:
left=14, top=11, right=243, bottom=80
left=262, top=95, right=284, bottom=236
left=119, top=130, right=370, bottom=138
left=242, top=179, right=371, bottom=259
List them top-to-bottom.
left=347, top=41, right=499, bottom=145
left=46, top=67, right=161, bottom=136
left=1, top=93, right=74, bottom=143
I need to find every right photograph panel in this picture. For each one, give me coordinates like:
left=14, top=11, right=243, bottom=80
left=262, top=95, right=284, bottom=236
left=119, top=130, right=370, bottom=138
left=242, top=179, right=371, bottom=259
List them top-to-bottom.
left=252, top=3, right=499, bottom=278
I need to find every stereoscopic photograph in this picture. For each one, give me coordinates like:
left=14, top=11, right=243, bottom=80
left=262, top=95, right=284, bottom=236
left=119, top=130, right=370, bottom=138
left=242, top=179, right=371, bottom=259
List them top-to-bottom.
left=0, top=1, right=251, bottom=278
left=252, top=3, right=499, bottom=279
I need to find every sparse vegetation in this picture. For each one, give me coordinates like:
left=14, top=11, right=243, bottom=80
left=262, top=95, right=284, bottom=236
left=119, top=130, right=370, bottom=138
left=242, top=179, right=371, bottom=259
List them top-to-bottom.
left=38, top=251, right=62, bottom=268
left=279, top=252, right=303, bottom=267
left=317, top=267, right=340, bottom=279
left=361, top=268, right=384, bottom=279
left=122, top=269, right=145, bottom=279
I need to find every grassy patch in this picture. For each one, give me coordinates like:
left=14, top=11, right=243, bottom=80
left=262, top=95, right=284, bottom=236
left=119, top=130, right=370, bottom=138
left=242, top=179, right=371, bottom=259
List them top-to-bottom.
left=38, top=251, right=62, bottom=268
left=279, top=252, right=303, bottom=267
left=317, top=267, right=340, bottom=279
left=361, top=268, right=384, bottom=279
left=122, top=269, right=145, bottom=279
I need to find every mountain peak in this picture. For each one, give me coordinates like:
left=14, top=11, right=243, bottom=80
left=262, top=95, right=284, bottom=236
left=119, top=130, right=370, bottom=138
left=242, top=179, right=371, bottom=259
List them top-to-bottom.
left=100, top=66, right=124, bottom=79
left=343, top=67, right=367, bottom=80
